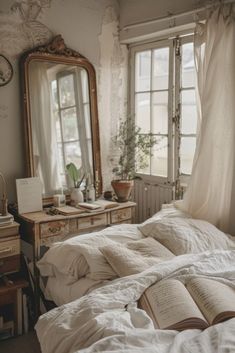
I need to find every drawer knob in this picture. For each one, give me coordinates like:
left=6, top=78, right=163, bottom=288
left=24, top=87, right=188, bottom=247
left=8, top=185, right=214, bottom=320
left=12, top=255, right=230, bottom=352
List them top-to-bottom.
left=48, top=226, right=61, bottom=234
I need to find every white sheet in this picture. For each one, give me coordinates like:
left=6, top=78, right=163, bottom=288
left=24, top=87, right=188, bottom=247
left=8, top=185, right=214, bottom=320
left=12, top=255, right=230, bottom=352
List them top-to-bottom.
left=37, top=224, right=143, bottom=282
left=36, top=249, right=235, bottom=353
left=45, top=276, right=107, bottom=307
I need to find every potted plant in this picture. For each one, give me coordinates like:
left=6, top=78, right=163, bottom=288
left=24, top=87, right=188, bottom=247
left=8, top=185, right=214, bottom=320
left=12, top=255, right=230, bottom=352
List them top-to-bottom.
left=111, top=119, right=156, bottom=202
left=66, top=163, right=85, bottom=205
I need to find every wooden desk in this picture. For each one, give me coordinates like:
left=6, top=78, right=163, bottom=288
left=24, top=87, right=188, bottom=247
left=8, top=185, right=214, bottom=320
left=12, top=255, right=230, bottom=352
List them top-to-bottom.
left=14, top=202, right=136, bottom=317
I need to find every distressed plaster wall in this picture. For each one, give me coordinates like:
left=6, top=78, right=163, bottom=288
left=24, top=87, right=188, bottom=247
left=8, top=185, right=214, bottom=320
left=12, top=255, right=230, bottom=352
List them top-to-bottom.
left=0, top=0, right=126, bottom=201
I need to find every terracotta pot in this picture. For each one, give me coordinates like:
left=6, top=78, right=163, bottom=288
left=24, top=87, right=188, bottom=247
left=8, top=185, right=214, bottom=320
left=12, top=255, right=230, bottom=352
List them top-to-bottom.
left=111, top=180, right=134, bottom=202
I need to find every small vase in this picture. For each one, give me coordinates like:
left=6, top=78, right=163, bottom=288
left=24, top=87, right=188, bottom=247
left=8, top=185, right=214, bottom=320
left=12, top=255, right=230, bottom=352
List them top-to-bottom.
left=70, top=188, right=84, bottom=206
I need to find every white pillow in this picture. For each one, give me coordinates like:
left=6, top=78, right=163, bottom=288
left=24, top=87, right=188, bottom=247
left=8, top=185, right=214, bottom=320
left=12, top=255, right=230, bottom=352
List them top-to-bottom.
left=138, top=217, right=235, bottom=255
left=37, top=234, right=117, bottom=283
left=100, top=237, right=175, bottom=277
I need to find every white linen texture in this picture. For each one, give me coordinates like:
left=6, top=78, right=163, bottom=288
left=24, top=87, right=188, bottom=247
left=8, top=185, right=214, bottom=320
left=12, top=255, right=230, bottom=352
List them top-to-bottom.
left=35, top=250, right=235, bottom=353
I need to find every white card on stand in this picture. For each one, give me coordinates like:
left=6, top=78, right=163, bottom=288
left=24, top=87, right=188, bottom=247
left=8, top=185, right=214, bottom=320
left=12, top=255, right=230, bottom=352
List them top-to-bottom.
left=16, top=177, right=43, bottom=214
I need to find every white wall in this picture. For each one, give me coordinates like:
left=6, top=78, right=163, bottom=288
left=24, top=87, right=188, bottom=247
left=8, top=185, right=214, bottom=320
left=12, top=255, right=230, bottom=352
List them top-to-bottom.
left=0, top=0, right=127, bottom=202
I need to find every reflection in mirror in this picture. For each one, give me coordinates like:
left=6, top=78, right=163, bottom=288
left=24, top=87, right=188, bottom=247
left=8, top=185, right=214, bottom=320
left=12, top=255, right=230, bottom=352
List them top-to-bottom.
left=20, top=35, right=102, bottom=201
left=28, top=61, right=93, bottom=195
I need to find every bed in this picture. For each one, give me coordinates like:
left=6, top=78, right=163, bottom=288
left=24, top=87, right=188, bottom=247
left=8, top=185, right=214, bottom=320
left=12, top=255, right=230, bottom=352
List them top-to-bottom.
left=35, top=204, right=235, bottom=353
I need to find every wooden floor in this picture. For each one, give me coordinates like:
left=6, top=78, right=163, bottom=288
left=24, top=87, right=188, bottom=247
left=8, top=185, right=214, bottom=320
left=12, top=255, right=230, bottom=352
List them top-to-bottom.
left=0, top=330, right=41, bottom=353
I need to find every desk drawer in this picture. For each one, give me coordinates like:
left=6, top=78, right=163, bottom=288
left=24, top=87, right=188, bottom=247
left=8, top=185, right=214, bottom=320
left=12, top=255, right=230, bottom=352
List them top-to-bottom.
left=111, top=208, right=132, bottom=224
left=78, top=214, right=107, bottom=231
left=40, top=221, right=70, bottom=238
left=0, top=237, right=20, bottom=259
left=0, top=255, right=20, bottom=274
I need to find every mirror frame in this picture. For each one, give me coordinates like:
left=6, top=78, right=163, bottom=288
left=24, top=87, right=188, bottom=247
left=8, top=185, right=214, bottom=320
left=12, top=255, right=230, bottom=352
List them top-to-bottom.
left=20, top=35, right=102, bottom=204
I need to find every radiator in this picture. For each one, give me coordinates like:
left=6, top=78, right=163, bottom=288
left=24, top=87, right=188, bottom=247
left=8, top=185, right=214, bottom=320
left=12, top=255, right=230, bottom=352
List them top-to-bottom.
left=132, top=179, right=174, bottom=223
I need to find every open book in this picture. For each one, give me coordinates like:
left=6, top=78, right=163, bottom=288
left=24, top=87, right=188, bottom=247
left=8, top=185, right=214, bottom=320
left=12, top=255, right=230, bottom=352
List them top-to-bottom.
left=139, top=277, right=235, bottom=331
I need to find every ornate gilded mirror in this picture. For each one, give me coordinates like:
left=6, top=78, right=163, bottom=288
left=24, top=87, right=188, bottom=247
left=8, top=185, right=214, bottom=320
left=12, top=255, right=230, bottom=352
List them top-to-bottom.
left=20, top=35, right=102, bottom=202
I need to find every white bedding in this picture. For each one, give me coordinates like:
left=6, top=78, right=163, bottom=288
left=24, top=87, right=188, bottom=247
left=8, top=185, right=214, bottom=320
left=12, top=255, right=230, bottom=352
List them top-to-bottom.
left=36, top=249, right=235, bottom=353
left=45, top=275, right=107, bottom=307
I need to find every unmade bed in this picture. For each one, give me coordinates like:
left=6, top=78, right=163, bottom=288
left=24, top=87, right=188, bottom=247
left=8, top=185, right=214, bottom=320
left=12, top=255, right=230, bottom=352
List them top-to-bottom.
left=35, top=204, right=235, bottom=353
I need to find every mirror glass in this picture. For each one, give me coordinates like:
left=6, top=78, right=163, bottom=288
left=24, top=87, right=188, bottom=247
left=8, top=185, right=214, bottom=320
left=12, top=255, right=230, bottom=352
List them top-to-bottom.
left=21, top=36, right=102, bottom=200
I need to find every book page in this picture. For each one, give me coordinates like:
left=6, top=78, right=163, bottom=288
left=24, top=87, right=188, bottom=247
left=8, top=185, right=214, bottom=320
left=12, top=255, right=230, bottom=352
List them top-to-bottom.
left=186, top=278, right=235, bottom=325
left=144, top=279, right=207, bottom=329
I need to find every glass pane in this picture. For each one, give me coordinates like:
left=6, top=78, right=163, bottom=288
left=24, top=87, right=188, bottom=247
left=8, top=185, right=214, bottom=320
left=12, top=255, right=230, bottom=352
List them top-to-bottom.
left=182, top=42, right=195, bottom=88
left=152, top=47, right=169, bottom=90
left=135, top=51, right=151, bottom=92
left=80, top=69, right=89, bottom=103
left=59, top=74, right=75, bottom=108
left=51, top=80, right=58, bottom=111
left=181, top=89, right=197, bottom=134
left=152, top=91, right=168, bottom=134
left=135, top=93, right=150, bottom=133
left=84, top=104, right=91, bottom=139
left=61, top=107, right=79, bottom=141
left=54, top=111, right=62, bottom=142
left=151, top=136, right=168, bottom=177
left=180, top=137, right=196, bottom=175
left=87, top=139, right=93, bottom=166
left=65, top=141, right=82, bottom=167
left=57, top=143, right=65, bottom=174
left=136, top=154, right=150, bottom=175
left=60, top=174, right=67, bottom=188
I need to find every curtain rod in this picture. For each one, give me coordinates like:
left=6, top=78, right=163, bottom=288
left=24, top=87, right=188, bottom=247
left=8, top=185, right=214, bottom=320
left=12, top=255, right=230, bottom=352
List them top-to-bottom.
left=122, top=0, right=235, bottom=31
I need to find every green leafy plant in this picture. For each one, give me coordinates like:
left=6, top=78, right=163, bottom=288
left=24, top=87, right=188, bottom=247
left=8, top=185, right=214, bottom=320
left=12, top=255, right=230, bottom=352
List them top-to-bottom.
left=112, top=119, right=157, bottom=180
left=66, top=163, right=84, bottom=188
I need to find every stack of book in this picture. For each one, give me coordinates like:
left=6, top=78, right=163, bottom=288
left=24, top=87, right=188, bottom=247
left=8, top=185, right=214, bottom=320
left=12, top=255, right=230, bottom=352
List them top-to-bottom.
left=0, top=213, right=14, bottom=227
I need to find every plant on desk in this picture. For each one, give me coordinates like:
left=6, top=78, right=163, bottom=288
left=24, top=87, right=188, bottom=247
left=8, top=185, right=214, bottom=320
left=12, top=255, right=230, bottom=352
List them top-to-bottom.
left=111, top=119, right=156, bottom=202
left=66, top=163, right=85, bottom=205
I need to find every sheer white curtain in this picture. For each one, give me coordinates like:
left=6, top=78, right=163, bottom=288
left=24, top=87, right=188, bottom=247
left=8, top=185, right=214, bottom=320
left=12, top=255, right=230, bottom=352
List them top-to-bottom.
left=178, top=4, right=235, bottom=233
left=29, top=61, right=62, bottom=195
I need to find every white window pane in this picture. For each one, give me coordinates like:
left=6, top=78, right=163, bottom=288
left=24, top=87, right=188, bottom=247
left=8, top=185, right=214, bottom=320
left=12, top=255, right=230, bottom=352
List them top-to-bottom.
left=182, top=42, right=195, bottom=88
left=152, top=47, right=169, bottom=90
left=135, top=51, right=151, bottom=92
left=80, top=69, right=89, bottom=104
left=59, top=74, right=75, bottom=108
left=51, top=80, right=58, bottom=111
left=181, top=89, right=197, bottom=134
left=152, top=91, right=168, bottom=134
left=135, top=93, right=150, bottom=133
left=84, top=104, right=91, bottom=139
left=61, top=107, right=79, bottom=141
left=54, top=111, right=62, bottom=142
left=151, top=136, right=168, bottom=177
left=180, top=137, right=196, bottom=175
left=65, top=142, right=82, bottom=167
left=57, top=143, right=64, bottom=174
left=136, top=145, right=150, bottom=175
left=60, top=174, right=67, bottom=188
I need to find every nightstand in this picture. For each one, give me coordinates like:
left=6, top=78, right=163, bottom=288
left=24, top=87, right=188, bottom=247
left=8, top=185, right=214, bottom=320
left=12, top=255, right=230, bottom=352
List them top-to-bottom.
left=0, top=221, right=28, bottom=338
left=0, top=222, right=20, bottom=278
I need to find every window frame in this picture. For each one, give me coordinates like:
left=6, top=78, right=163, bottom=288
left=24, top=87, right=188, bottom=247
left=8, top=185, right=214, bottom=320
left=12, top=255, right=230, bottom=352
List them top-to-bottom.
left=129, top=33, right=195, bottom=189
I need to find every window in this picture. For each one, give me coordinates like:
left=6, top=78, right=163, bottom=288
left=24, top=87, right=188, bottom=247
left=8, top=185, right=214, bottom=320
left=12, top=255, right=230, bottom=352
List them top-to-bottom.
left=130, top=35, right=197, bottom=187
left=49, top=67, right=93, bottom=188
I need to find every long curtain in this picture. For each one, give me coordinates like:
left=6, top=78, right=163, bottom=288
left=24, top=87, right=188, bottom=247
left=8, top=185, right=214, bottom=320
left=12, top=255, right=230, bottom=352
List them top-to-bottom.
left=178, top=4, right=235, bottom=233
left=29, top=61, right=62, bottom=195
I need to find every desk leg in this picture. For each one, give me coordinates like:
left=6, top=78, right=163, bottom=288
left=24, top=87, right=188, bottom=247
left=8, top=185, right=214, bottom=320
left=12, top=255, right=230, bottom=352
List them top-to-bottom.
left=16, top=288, right=22, bottom=335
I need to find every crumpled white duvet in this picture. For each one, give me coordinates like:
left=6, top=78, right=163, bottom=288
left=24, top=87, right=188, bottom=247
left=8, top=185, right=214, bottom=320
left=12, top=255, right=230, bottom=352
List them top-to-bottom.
left=35, top=249, right=235, bottom=353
